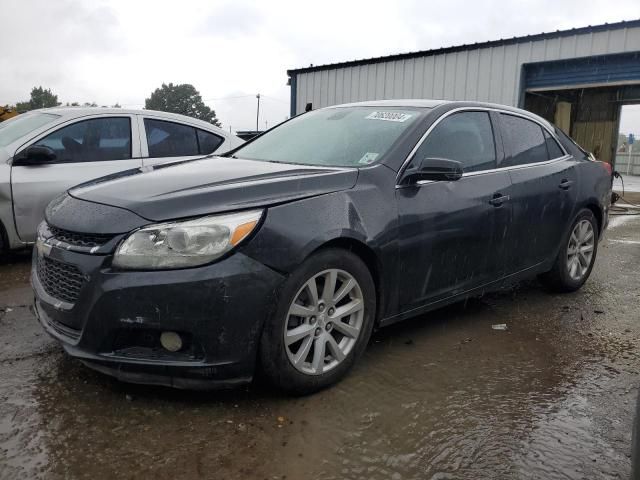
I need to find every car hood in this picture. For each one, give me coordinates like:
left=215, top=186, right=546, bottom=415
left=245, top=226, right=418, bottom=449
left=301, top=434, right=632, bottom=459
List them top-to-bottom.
left=68, top=156, right=359, bottom=221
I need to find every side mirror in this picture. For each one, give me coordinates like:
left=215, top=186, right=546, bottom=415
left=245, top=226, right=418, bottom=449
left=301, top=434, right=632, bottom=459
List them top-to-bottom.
left=13, top=145, right=57, bottom=165
left=403, top=157, right=463, bottom=184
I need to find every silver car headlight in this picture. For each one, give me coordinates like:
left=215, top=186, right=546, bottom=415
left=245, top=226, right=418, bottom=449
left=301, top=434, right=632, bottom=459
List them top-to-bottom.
left=113, top=210, right=263, bottom=270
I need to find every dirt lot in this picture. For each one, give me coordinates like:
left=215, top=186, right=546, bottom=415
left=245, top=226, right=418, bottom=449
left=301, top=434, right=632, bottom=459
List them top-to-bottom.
left=1, top=211, right=639, bottom=480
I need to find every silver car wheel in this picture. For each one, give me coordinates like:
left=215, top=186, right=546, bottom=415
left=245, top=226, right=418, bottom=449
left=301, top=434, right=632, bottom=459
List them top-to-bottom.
left=566, top=219, right=595, bottom=281
left=284, top=269, right=364, bottom=375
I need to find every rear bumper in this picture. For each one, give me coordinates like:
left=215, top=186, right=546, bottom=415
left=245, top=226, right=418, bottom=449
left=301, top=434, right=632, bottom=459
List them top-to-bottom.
left=33, top=246, right=285, bottom=389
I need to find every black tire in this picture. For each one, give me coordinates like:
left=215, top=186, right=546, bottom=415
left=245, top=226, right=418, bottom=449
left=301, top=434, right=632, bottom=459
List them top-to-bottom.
left=539, top=208, right=599, bottom=293
left=0, top=221, right=8, bottom=259
left=258, top=248, right=376, bottom=395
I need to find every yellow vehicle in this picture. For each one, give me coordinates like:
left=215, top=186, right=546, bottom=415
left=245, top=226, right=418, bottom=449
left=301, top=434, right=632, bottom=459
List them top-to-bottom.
left=0, top=106, right=18, bottom=122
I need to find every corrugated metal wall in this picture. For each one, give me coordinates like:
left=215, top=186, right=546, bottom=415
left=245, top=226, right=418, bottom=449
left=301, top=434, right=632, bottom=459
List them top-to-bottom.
left=291, top=25, right=640, bottom=115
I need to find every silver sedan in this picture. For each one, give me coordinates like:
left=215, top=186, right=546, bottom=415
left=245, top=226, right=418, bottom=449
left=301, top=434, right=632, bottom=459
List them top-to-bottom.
left=0, top=108, right=243, bottom=251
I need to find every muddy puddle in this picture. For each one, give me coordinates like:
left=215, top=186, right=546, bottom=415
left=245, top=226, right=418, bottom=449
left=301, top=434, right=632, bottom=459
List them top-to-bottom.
left=1, top=216, right=639, bottom=479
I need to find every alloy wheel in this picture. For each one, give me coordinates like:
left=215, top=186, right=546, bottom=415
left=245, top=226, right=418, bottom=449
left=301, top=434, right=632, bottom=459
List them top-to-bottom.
left=566, top=219, right=595, bottom=281
left=284, top=269, right=364, bottom=375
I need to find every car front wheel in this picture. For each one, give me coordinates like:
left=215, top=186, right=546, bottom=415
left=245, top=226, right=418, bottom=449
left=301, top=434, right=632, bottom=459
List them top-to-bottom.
left=259, top=248, right=376, bottom=394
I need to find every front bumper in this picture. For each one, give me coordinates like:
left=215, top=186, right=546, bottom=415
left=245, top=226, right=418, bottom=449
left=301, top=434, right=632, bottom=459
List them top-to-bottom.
left=33, top=246, right=285, bottom=389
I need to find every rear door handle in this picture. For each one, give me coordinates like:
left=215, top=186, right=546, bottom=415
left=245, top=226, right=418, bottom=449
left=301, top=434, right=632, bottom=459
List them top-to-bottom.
left=559, top=179, right=574, bottom=190
left=489, top=193, right=510, bottom=207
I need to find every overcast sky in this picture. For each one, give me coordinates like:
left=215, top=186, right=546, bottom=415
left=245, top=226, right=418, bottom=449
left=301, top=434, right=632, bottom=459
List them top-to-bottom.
left=1, top=0, right=639, bottom=133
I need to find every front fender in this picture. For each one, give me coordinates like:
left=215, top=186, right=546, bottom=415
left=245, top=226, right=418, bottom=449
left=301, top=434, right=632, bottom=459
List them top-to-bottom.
left=0, top=161, right=21, bottom=249
left=239, top=169, right=400, bottom=319
left=241, top=191, right=371, bottom=273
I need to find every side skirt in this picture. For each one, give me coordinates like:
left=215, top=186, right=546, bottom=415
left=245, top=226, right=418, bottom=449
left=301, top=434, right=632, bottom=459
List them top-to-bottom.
left=378, top=262, right=548, bottom=328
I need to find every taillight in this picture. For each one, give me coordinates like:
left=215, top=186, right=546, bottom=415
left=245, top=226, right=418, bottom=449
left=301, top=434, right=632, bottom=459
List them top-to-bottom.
left=600, top=161, right=612, bottom=176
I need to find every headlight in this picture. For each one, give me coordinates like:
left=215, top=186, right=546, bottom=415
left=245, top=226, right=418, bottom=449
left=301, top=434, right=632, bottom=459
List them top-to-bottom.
left=113, top=209, right=263, bottom=270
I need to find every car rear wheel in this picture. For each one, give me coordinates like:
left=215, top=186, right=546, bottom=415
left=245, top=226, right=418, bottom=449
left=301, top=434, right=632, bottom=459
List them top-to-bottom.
left=539, top=208, right=599, bottom=292
left=0, top=221, right=8, bottom=258
left=259, top=248, right=376, bottom=394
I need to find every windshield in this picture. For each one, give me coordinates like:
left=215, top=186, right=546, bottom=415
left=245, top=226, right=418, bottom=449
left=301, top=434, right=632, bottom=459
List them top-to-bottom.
left=234, top=107, right=423, bottom=167
left=0, top=112, right=60, bottom=148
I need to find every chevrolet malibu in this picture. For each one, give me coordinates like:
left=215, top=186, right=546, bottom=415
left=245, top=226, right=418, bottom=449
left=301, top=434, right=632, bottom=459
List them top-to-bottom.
left=33, top=100, right=612, bottom=394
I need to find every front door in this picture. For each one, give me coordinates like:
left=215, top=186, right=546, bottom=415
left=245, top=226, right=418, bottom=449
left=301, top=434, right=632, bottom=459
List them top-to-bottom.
left=396, top=110, right=513, bottom=312
left=11, top=115, right=141, bottom=242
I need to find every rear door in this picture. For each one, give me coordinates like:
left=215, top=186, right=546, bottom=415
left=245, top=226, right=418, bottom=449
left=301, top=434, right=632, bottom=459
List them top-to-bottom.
left=396, top=109, right=513, bottom=312
left=498, top=113, right=578, bottom=274
left=11, top=115, right=141, bottom=242
left=139, top=116, right=226, bottom=167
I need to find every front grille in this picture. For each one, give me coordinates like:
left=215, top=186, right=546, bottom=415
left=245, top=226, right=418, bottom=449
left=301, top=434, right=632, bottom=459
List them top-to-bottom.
left=49, top=226, right=113, bottom=248
left=36, top=256, right=85, bottom=304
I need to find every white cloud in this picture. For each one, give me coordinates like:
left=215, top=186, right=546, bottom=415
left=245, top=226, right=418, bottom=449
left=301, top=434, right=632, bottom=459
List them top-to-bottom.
left=0, top=0, right=638, bottom=131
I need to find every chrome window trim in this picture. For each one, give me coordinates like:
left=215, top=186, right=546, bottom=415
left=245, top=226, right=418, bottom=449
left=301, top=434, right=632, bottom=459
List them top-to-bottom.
left=395, top=106, right=569, bottom=187
left=398, top=155, right=570, bottom=189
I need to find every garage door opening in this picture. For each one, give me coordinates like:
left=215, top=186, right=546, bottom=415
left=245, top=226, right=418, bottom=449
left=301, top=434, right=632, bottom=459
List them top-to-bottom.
left=521, top=52, right=640, bottom=165
left=524, top=84, right=640, bottom=166
left=615, top=104, right=640, bottom=176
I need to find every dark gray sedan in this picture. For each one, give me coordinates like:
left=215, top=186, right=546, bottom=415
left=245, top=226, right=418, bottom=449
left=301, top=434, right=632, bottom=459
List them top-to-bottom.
left=32, top=100, right=612, bottom=394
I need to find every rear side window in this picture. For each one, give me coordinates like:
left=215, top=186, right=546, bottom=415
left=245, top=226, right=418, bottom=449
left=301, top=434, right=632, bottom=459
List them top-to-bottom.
left=413, top=111, right=496, bottom=172
left=500, top=114, right=548, bottom=166
left=35, top=117, right=131, bottom=163
left=145, top=119, right=199, bottom=157
left=554, top=127, right=590, bottom=159
left=197, top=129, right=224, bottom=154
left=543, top=130, right=565, bottom=159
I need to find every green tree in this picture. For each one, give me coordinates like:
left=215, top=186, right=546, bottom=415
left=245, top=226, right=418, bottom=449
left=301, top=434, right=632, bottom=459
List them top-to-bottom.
left=145, top=83, right=220, bottom=126
left=16, top=86, right=61, bottom=111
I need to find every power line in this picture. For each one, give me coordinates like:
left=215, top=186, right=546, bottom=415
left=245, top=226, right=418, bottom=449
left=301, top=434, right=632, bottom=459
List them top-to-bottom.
left=0, top=94, right=289, bottom=109
left=202, top=94, right=289, bottom=104
left=202, top=94, right=255, bottom=102
left=260, top=95, right=289, bottom=104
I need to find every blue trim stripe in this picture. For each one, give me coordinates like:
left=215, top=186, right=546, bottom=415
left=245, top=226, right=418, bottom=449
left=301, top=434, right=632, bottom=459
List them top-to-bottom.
left=524, top=52, right=640, bottom=89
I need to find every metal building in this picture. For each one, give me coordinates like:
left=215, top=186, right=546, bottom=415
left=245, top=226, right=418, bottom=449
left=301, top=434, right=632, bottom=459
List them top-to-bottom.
left=287, top=20, right=640, bottom=164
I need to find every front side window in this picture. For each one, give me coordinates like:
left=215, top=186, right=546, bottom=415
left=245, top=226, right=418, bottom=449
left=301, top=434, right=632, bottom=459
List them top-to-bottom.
left=233, top=107, right=423, bottom=167
left=411, top=111, right=497, bottom=172
left=0, top=112, right=60, bottom=148
left=500, top=114, right=548, bottom=167
left=35, top=117, right=131, bottom=162
left=145, top=119, right=199, bottom=157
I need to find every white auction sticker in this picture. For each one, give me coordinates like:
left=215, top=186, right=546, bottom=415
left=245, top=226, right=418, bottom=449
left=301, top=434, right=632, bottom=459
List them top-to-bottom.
left=365, top=111, right=412, bottom=122
left=358, top=152, right=379, bottom=164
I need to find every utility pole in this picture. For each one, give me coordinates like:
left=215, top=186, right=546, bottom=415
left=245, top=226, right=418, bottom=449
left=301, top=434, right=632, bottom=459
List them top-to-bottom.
left=256, top=93, right=261, bottom=133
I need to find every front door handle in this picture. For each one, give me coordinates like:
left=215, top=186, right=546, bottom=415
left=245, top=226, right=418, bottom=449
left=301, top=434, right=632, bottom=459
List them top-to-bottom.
left=559, top=179, right=574, bottom=190
left=489, top=193, right=510, bottom=207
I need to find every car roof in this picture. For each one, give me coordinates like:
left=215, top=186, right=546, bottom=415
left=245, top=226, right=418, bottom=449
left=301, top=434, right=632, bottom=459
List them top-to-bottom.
left=326, top=99, right=553, bottom=129
left=331, top=99, right=447, bottom=109
left=29, top=107, right=232, bottom=136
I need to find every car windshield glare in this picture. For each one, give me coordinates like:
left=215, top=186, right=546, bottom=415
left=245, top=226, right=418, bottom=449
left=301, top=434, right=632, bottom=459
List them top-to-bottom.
left=234, top=107, right=423, bottom=167
left=0, top=112, right=60, bottom=147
